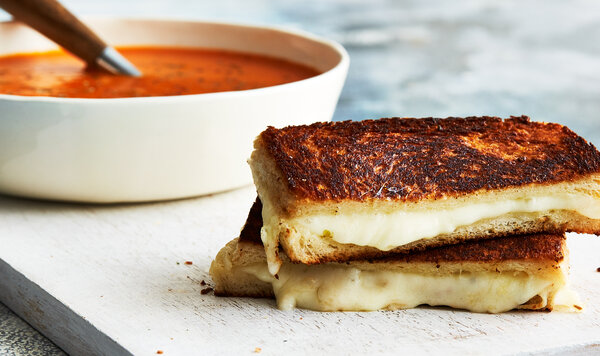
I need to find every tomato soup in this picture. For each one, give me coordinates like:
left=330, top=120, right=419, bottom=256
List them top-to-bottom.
left=0, top=47, right=321, bottom=98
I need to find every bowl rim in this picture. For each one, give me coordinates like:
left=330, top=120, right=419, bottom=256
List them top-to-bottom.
left=0, top=17, right=350, bottom=104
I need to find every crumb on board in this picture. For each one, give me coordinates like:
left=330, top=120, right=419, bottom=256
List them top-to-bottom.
left=184, top=261, right=193, bottom=265
left=176, top=262, right=180, bottom=265
left=596, top=267, right=600, bottom=272
left=200, top=280, right=207, bottom=286
left=201, top=287, right=213, bottom=295
left=574, top=305, right=583, bottom=310
left=254, top=347, right=262, bottom=353
left=156, top=350, right=163, bottom=354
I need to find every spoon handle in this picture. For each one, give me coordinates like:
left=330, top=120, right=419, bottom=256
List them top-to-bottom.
left=0, top=0, right=141, bottom=76
left=0, top=0, right=106, bottom=63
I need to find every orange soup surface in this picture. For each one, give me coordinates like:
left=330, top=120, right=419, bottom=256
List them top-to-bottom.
left=0, top=47, right=321, bottom=98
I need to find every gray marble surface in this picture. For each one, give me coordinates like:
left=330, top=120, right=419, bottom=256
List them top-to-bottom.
left=1, top=0, right=600, bottom=354
left=0, top=303, right=65, bottom=355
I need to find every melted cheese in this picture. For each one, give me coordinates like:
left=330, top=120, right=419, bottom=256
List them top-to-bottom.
left=290, top=194, right=600, bottom=251
left=260, top=197, right=284, bottom=275
left=243, top=263, right=578, bottom=313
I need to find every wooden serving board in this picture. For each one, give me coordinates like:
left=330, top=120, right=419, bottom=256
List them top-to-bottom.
left=0, top=187, right=599, bottom=355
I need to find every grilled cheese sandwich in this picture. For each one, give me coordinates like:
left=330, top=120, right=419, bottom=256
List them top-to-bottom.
left=249, top=116, right=600, bottom=274
left=210, top=199, right=580, bottom=313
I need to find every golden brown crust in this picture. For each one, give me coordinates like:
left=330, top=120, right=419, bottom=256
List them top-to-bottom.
left=257, top=116, right=600, bottom=202
left=240, top=198, right=565, bottom=264
left=379, top=233, right=565, bottom=264
left=210, top=238, right=274, bottom=298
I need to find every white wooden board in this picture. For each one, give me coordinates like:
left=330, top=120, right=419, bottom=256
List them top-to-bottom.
left=0, top=187, right=599, bottom=355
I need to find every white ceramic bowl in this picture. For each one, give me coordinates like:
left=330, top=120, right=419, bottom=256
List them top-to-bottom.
left=0, top=19, right=348, bottom=203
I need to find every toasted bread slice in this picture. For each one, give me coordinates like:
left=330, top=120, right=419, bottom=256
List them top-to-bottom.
left=249, top=116, right=600, bottom=273
left=210, top=199, right=273, bottom=298
left=210, top=200, right=580, bottom=313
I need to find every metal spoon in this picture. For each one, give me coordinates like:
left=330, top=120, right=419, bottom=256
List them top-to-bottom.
left=0, top=0, right=141, bottom=76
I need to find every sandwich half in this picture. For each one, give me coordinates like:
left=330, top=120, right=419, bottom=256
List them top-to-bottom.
left=249, top=116, right=600, bottom=274
left=210, top=199, right=580, bottom=313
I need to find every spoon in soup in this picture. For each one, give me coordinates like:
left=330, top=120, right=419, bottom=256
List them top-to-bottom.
left=0, top=0, right=141, bottom=76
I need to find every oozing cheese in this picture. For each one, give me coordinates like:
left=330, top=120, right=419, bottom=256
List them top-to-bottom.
left=289, top=194, right=600, bottom=251
left=260, top=198, right=284, bottom=275
left=243, top=263, right=578, bottom=313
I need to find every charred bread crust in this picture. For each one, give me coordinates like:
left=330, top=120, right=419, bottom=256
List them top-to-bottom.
left=256, top=116, right=600, bottom=203
left=238, top=197, right=263, bottom=246
left=380, top=232, right=565, bottom=264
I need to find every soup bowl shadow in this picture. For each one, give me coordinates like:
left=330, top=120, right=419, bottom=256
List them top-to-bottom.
left=0, top=19, right=349, bottom=203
